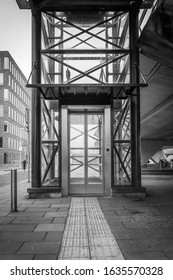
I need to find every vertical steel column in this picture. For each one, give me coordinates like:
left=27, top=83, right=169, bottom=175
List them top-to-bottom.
left=129, top=6, right=141, bottom=187
left=31, top=11, right=41, bottom=188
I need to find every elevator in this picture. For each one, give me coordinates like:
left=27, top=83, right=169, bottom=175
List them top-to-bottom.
left=24, top=1, right=148, bottom=198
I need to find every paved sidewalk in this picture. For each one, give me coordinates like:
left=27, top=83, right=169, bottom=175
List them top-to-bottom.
left=0, top=175, right=173, bottom=260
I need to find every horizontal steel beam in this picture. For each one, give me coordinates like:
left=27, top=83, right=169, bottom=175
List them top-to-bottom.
left=41, top=49, right=130, bottom=54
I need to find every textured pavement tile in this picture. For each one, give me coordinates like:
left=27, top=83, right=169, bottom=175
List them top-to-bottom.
left=58, top=197, right=124, bottom=260
left=11, top=217, right=53, bottom=224
left=34, top=224, right=64, bottom=232
left=0, top=225, right=36, bottom=232
left=0, top=231, right=46, bottom=242
left=44, top=232, right=63, bottom=242
left=61, top=237, right=89, bottom=247
left=0, top=241, right=23, bottom=254
left=17, top=242, right=61, bottom=254
left=58, top=246, right=89, bottom=259
left=34, top=254, right=57, bottom=260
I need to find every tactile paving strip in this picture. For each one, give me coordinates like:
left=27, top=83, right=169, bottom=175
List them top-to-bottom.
left=58, top=197, right=124, bottom=260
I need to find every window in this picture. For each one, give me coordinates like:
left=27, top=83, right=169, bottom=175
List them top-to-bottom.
left=4, top=57, right=9, bottom=69
left=0, top=73, right=4, bottom=84
left=9, top=75, right=11, bottom=87
left=4, top=89, right=9, bottom=101
left=0, top=105, right=3, bottom=117
left=8, top=107, right=11, bottom=118
left=4, top=121, right=8, bottom=133
left=0, top=137, right=3, bottom=148
left=8, top=138, right=10, bottom=149
left=11, top=138, right=13, bottom=149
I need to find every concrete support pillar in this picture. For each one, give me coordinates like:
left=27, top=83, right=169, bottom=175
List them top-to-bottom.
left=129, top=7, right=141, bottom=187
left=31, top=12, right=41, bottom=188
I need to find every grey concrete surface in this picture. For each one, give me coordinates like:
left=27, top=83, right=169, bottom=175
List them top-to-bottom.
left=0, top=174, right=173, bottom=259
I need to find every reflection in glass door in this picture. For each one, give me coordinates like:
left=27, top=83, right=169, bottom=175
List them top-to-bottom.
left=69, top=111, right=104, bottom=194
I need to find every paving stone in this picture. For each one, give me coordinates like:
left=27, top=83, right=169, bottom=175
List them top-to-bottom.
left=50, top=204, right=70, bottom=208
left=24, top=207, right=58, bottom=212
left=58, top=207, right=69, bottom=212
left=7, top=212, right=45, bottom=217
left=44, top=212, right=68, bottom=218
left=0, top=217, right=15, bottom=224
left=11, top=217, right=53, bottom=224
left=52, top=217, right=66, bottom=224
left=34, top=224, right=64, bottom=232
left=0, top=225, right=36, bottom=232
left=112, top=229, right=148, bottom=239
left=144, top=229, right=173, bottom=239
left=0, top=231, right=46, bottom=242
left=44, top=232, right=63, bottom=242
left=134, top=238, right=173, bottom=252
left=0, top=241, right=23, bottom=254
left=17, top=242, right=61, bottom=255
left=122, top=250, right=169, bottom=260
left=165, top=251, right=173, bottom=259
left=34, top=254, right=57, bottom=260
left=0, top=255, right=34, bottom=260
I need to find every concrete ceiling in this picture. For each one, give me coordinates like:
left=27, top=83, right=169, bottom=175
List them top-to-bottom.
left=139, top=0, right=173, bottom=142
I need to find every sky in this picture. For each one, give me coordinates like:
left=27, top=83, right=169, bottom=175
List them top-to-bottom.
left=0, top=0, right=31, bottom=78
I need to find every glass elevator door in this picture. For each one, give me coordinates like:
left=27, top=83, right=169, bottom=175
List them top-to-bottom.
left=69, top=111, right=104, bottom=194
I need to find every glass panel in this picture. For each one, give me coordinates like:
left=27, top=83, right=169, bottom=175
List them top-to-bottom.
left=70, top=114, right=85, bottom=184
left=87, top=114, right=103, bottom=184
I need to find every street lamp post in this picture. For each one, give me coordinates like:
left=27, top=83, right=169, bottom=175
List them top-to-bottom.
left=25, top=108, right=30, bottom=183
left=19, top=127, right=24, bottom=167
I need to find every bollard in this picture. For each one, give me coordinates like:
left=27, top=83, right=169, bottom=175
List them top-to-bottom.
left=11, top=169, right=17, bottom=212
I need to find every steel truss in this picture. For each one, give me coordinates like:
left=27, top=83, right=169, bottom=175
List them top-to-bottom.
left=28, top=6, right=148, bottom=191
left=113, top=98, right=131, bottom=185
left=41, top=99, right=60, bottom=186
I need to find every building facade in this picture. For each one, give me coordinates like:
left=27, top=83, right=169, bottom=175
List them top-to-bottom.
left=0, top=51, right=31, bottom=164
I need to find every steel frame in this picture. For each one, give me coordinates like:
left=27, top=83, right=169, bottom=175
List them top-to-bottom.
left=29, top=4, right=148, bottom=192
left=113, top=98, right=131, bottom=185
left=41, top=99, right=60, bottom=186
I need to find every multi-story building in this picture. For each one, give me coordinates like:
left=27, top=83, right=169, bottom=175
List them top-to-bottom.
left=0, top=51, right=31, bottom=164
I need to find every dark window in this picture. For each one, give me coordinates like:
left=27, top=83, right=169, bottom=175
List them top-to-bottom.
left=4, top=122, right=8, bottom=132
left=0, top=137, right=3, bottom=148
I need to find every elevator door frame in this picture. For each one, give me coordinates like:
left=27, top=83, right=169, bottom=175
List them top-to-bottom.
left=61, top=105, right=112, bottom=196
left=69, top=110, right=104, bottom=195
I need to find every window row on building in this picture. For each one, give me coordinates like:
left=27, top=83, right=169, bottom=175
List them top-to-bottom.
left=0, top=56, right=26, bottom=88
left=0, top=74, right=31, bottom=107
left=4, top=88, right=30, bottom=115
left=3, top=120, right=27, bottom=139
left=0, top=136, right=27, bottom=151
